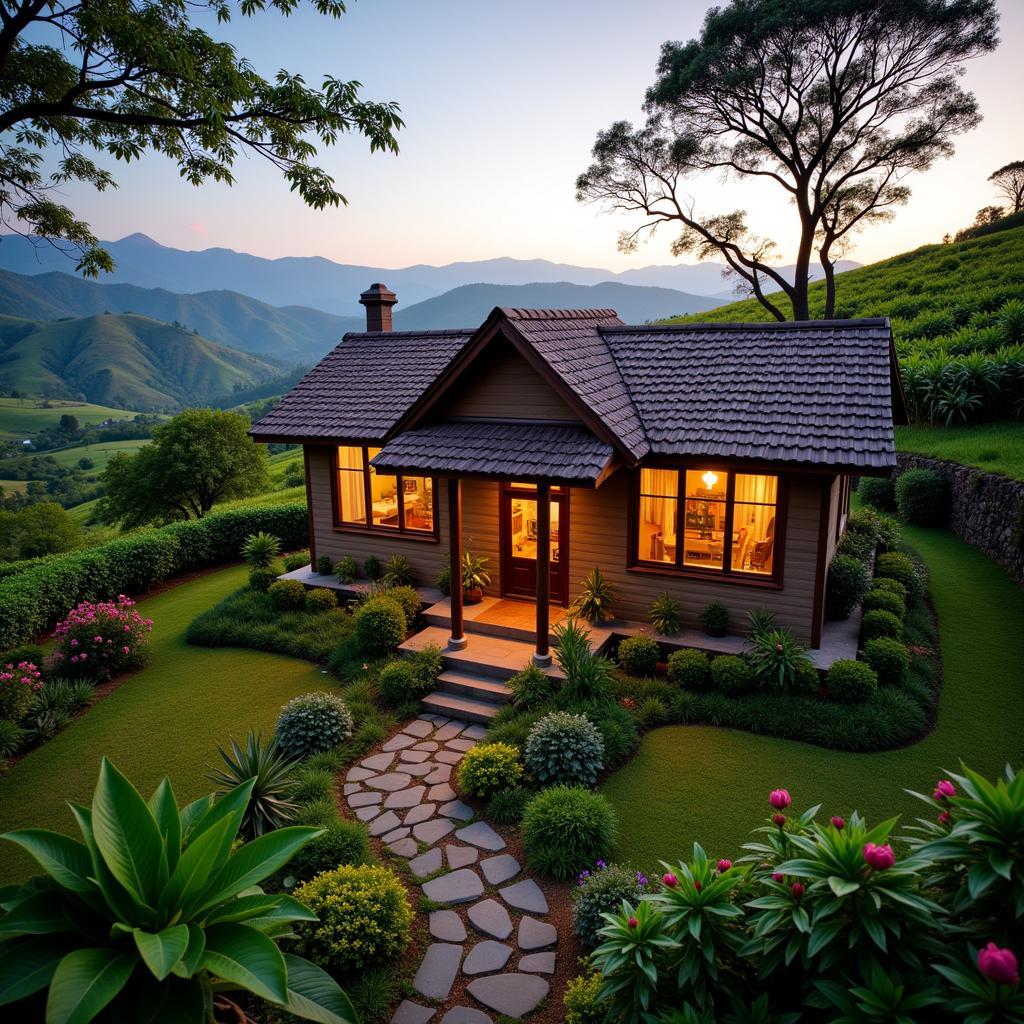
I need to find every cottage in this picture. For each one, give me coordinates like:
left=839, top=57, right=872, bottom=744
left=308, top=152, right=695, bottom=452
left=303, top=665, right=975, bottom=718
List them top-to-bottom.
left=251, top=284, right=905, bottom=683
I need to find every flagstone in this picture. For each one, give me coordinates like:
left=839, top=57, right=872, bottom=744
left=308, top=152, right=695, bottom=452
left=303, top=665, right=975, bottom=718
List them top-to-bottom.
left=403, top=719, right=435, bottom=738
left=383, top=733, right=418, bottom=752
left=361, top=752, right=395, bottom=772
left=366, top=772, right=413, bottom=792
left=428, top=782, right=457, bottom=802
left=384, top=785, right=426, bottom=809
left=348, top=790, right=382, bottom=808
left=440, top=799, right=474, bottom=821
left=404, top=802, right=437, bottom=826
left=369, top=811, right=401, bottom=837
left=413, top=817, right=456, bottom=845
left=455, top=821, right=506, bottom=851
left=447, top=844, right=478, bottom=868
left=410, top=847, right=444, bottom=879
left=480, top=854, right=520, bottom=885
left=422, top=868, right=484, bottom=905
left=499, top=879, right=547, bottom=914
left=467, top=898, right=512, bottom=940
left=429, top=910, right=467, bottom=942
left=516, top=917, right=556, bottom=950
left=462, top=941, right=512, bottom=975
left=413, top=943, right=462, bottom=1000
left=518, top=951, right=556, bottom=974
left=466, top=974, right=549, bottom=1019
left=390, top=1000, right=435, bottom=1024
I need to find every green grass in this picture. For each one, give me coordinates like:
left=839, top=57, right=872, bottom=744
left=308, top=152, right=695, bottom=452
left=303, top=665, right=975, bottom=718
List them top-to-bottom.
left=0, top=397, right=135, bottom=441
left=895, top=421, right=1024, bottom=481
left=0, top=478, right=28, bottom=494
left=601, top=526, right=1024, bottom=868
left=0, top=563, right=333, bottom=882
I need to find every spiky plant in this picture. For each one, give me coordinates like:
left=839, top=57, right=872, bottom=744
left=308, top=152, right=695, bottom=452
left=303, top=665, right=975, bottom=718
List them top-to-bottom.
left=241, top=531, right=282, bottom=569
left=571, top=566, right=616, bottom=624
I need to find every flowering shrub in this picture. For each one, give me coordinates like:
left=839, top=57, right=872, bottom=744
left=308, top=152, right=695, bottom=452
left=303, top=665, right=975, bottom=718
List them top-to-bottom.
left=48, top=595, right=152, bottom=681
left=0, top=659, right=42, bottom=720
left=525, top=710, right=605, bottom=788
left=572, top=862, right=648, bottom=947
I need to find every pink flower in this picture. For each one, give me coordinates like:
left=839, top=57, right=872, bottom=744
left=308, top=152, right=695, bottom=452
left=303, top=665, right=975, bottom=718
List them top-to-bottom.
left=94, top=635, right=103, bottom=643
left=122, top=646, right=130, bottom=655
left=934, top=779, right=956, bottom=802
left=769, top=789, right=792, bottom=810
left=938, top=811, right=952, bottom=826
left=773, top=813, right=787, bottom=827
left=831, top=816, right=845, bottom=830
left=862, top=843, right=896, bottom=870
left=717, top=859, right=732, bottom=873
left=771, top=872, right=785, bottom=882
left=662, top=873, right=678, bottom=888
left=693, top=880, right=702, bottom=891
left=791, top=882, right=805, bottom=900
left=627, top=916, right=639, bottom=929
left=978, top=943, right=1019, bottom=986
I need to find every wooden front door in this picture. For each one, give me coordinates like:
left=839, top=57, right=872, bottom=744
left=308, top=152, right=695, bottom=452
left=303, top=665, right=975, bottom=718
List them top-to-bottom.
left=499, top=482, right=568, bottom=604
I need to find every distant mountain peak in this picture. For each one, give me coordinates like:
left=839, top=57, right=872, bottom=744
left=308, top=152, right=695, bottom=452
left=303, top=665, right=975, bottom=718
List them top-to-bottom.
left=116, top=232, right=162, bottom=247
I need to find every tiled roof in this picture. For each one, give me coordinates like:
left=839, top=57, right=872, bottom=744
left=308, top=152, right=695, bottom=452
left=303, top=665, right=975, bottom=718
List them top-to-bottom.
left=602, top=319, right=897, bottom=468
left=249, top=329, right=474, bottom=441
left=371, top=421, right=615, bottom=485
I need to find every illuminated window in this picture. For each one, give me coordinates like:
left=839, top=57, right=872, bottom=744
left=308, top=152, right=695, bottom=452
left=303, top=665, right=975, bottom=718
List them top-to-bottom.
left=334, top=447, right=437, bottom=536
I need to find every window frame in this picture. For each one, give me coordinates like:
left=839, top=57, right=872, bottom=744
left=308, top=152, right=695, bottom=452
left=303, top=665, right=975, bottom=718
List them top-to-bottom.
left=330, top=445, right=440, bottom=541
left=629, top=465, right=787, bottom=587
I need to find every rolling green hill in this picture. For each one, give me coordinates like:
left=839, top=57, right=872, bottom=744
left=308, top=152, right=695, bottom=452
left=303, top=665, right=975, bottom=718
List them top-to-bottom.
left=0, top=313, right=282, bottom=410
left=0, top=397, right=136, bottom=441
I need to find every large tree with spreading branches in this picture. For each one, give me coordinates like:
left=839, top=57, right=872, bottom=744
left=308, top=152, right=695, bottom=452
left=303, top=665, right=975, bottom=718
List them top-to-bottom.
left=0, top=0, right=404, bottom=276
left=576, top=0, right=999, bottom=321
left=988, top=160, right=1024, bottom=214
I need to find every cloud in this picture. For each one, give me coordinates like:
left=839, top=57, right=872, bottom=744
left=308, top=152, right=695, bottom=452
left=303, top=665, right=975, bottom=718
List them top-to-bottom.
left=186, top=220, right=208, bottom=236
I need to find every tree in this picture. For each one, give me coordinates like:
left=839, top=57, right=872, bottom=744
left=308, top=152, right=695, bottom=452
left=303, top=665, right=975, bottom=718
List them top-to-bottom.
left=0, top=0, right=404, bottom=276
left=576, top=0, right=999, bottom=321
left=988, top=160, right=1024, bottom=214
left=99, top=408, right=268, bottom=527
left=58, top=412, right=78, bottom=434
left=0, top=501, right=81, bottom=560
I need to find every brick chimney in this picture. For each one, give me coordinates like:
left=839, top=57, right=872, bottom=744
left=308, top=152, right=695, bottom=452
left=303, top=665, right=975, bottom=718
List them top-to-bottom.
left=359, top=283, right=398, bottom=332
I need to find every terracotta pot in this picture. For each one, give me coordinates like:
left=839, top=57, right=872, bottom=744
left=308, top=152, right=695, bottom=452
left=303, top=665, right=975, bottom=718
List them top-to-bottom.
left=463, top=586, right=484, bottom=605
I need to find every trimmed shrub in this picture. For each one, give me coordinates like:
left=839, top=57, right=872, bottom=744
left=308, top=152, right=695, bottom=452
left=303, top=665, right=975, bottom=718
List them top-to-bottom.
left=896, top=468, right=948, bottom=526
left=858, top=476, right=896, bottom=511
left=874, top=515, right=902, bottom=553
left=837, top=529, right=875, bottom=562
left=283, top=550, right=310, bottom=572
left=875, top=551, right=925, bottom=601
left=317, top=554, right=333, bottom=575
left=364, top=554, right=382, bottom=581
left=382, top=554, right=415, bottom=586
left=826, top=554, right=871, bottom=618
left=334, top=556, right=358, bottom=584
left=248, top=566, right=279, bottom=592
left=872, top=576, right=908, bottom=603
left=267, top=578, right=306, bottom=612
left=383, top=585, right=422, bottom=630
left=305, top=587, right=337, bottom=614
left=862, top=589, right=906, bottom=619
left=648, top=593, right=682, bottom=635
left=48, top=596, right=152, bottom=681
left=354, top=596, right=407, bottom=656
left=700, top=602, right=729, bottom=637
left=862, top=609, right=904, bottom=642
left=618, top=634, right=661, bottom=677
left=864, top=636, right=911, bottom=685
left=666, top=649, right=710, bottom=690
left=709, top=654, right=755, bottom=695
left=0, top=658, right=42, bottom=721
left=792, top=658, right=821, bottom=695
left=826, top=659, right=879, bottom=704
left=377, top=660, right=417, bottom=707
left=509, top=662, right=557, bottom=710
left=275, top=691, right=354, bottom=759
left=590, top=703, right=639, bottom=766
left=525, top=711, right=605, bottom=788
left=457, top=742, right=524, bottom=799
left=487, top=786, right=530, bottom=824
left=522, top=786, right=618, bottom=880
left=286, top=821, right=371, bottom=883
left=292, top=864, right=412, bottom=973
left=572, top=864, right=646, bottom=948
left=563, top=972, right=608, bottom=1024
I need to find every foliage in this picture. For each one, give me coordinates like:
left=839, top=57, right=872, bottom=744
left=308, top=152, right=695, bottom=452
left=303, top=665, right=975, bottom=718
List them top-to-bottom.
left=896, top=468, right=950, bottom=526
left=858, top=477, right=897, bottom=512
left=0, top=502, right=81, bottom=562
left=242, top=531, right=283, bottom=569
left=460, top=549, right=492, bottom=592
left=283, top=550, right=310, bottom=572
left=875, top=552, right=926, bottom=601
left=826, top=553, right=871, bottom=619
left=316, top=554, right=333, bottom=576
left=363, top=554, right=381, bottom=581
left=382, top=555, right=414, bottom=586
left=334, top=556, right=358, bottom=585
left=434, top=563, right=451, bottom=596
left=249, top=565, right=281, bottom=593
left=572, top=566, right=616, bottom=624
left=268, top=579, right=308, bottom=612
left=380, top=584, right=422, bottom=630
left=305, top=588, right=337, bottom=614
left=862, top=588, right=907, bottom=620
left=649, top=593, right=683, bottom=635
left=49, top=595, right=152, bottom=681
left=353, top=597, right=407, bottom=656
left=699, top=602, right=729, bottom=637
left=863, top=609, right=905, bottom=643
left=554, top=619, right=613, bottom=704
left=747, top=628, right=812, bottom=694
left=618, top=634, right=661, bottom=677
left=864, top=637, right=911, bottom=686
left=667, top=649, right=711, bottom=690
left=377, top=654, right=437, bottom=707
left=709, top=655, right=754, bottom=695
left=0, top=658, right=42, bottom=721
left=826, top=659, right=879, bottom=704
left=509, top=662, right=557, bottom=711
left=275, top=692, right=354, bottom=760
left=591, top=703, right=640, bottom=767
left=525, top=711, right=606, bottom=788
left=0, top=717, right=24, bottom=759
left=207, top=729, right=298, bottom=842
left=456, top=742, right=524, bottom=799
left=0, top=757, right=356, bottom=1023
left=522, top=785, right=618, bottom=880
left=487, top=787, right=531, bottom=825
left=284, top=822, right=371, bottom=885
left=573, top=862, right=648, bottom=948
left=292, top=864, right=412, bottom=975
left=564, top=971, right=609, bottom=1024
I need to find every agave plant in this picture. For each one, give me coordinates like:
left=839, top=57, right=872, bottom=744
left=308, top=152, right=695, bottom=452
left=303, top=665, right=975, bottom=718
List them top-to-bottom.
left=241, top=531, right=282, bottom=569
left=571, top=566, right=616, bottom=624
left=553, top=618, right=611, bottom=704
left=747, top=627, right=812, bottom=693
left=208, top=729, right=300, bottom=842
left=0, top=757, right=355, bottom=1023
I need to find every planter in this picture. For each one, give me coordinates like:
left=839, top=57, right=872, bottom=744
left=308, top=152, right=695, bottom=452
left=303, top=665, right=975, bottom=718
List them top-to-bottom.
left=463, top=587, right=484, bottom=605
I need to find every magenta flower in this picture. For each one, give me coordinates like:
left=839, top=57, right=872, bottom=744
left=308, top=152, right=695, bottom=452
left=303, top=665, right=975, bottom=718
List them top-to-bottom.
left=934, top=779, right=956, bottom=802
left=769, top=789, right=792, bottom=810
left=938, top=810, right=952, bottom=826
left=773, top=813, right=787, bottom=827
left=831, top=816, right=845, bottom=830
left=862, top=843, right=896, bottom=870
left=717, top=859, right=732, bottom=873
left=771, top=872, right=785, bottom=882
left=662, top=873, right=678, bottom=888
left=693, top=880, right=702, bottom=891
left=791, top=882, right=805, bottom=900
left=627, top=916, right=639, bottom=929
left=978, top=943, right=1019, bottom=986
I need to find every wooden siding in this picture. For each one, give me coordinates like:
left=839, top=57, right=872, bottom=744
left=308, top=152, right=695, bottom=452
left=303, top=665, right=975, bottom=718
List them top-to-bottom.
left=439, top=338, right=579, bottom=422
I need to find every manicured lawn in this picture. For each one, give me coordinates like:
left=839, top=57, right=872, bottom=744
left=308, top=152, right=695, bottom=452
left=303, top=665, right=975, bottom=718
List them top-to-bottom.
left=895, top=421, right=1024, bottom=481
left=601, top=525, right=1024, bottom=868
left=0, top=563, right=331, bottom=882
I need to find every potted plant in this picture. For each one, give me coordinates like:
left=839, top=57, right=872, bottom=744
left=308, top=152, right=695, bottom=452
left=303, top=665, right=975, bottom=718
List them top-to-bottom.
left=462, top=550, right=491, bottom=604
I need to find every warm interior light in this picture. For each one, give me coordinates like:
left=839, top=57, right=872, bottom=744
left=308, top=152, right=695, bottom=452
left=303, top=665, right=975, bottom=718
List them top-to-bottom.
left=701, top=470, right=719, bottom=490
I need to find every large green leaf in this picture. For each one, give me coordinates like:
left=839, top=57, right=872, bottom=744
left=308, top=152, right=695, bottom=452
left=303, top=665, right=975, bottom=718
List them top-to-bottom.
left=91, top=759, right=166, bottom=908
left=147, top=779, right=181, bottom=876
left=185, top=780, right=255, bottom=870
left=179, top=795, right=214, bottom=841
left=159, top=815, right=232, bottom=914
left=2, top=830, right=93, bottom=894
left=0, top=890, right=69, bottom=941
left=201, top=922, right=288, bottom=1005
left=170, top=924, right=206, bottom=980
left=132, top=925, right=190, bottom=981
left=0, top=937, right=69, bottom=1006
left=45, top=948, right=136, bottom=1024
left=279, top=953, right=358, bottom=1024
left=108, top=973, right=206, bottom=1024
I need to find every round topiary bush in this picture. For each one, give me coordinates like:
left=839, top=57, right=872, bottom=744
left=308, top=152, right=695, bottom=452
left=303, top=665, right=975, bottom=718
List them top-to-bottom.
left=895, top=468, right=948, bottom=526
left=858, top=476, right=896, bottom=512
left=837, top=529, right=875, bottom=562
left=875, top=552, right=924, bottom=601
left=826, top=554, right=870, bottom=619
left=248, top=565, right=280, bottom=592
left=872, top=576, right=908, bottom=603
left=268, top=578, right=307, bottom=612
left=383, top=585, right=422, bottom=629
left=305, top=587, right=338, bottom=614
left=861, top=589, right=906, bottom=620
left=354, top=596, right=407, bottom=656
left=700, top=602, right=729, bottom=637
left=862, top=609, right=904, bottom=642
left=617, top=634, right=660, bottom=677
left=863, top=636, right=910, bottom=685
left=666, top=649, right=710, bottom=690
left=709, top=654, right=755, bottom=695
left=791, top=658, right=821, bottom=695
left=826, top=659, right=879, bottom=704
left=377, top=660, right=420, bottom=707
left=508, top=662, right=557, bottom=710
left=275, top=691, right=353, bottom=759
left=591, top=703, right=639, bottom=766
left=525, top=711, right=605, bottom=788
left=456, top=742, right=524, bottom=799
left=522, top=785, right=618, bottom=880
left=286, top=820, right=371, bottom=883
left=572, top=863, right=646, bottom=947
left=292, top=864, right=412, bottom=973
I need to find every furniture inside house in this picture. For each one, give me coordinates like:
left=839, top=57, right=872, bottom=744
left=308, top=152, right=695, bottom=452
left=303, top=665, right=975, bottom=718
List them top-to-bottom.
left=749, top=516, right=776, bottom=572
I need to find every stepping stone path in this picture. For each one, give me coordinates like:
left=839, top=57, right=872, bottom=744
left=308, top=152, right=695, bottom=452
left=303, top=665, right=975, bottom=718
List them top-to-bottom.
left=342, top=715, right=558, bottom=1023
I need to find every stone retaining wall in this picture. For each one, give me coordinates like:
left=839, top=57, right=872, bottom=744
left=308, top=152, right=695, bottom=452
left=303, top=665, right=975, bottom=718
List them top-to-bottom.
left=895, top=454, right=1024, bottom=586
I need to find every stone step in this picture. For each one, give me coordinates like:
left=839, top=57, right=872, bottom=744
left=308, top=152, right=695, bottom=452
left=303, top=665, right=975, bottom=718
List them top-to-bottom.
left=437, top=669, right=511, bottom=705
left=421, top=691, right=501, bottom=724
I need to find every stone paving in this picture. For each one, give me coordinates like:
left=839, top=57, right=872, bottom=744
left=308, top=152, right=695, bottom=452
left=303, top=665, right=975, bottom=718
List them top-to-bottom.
left=343, top=714, right=558, bottom=1023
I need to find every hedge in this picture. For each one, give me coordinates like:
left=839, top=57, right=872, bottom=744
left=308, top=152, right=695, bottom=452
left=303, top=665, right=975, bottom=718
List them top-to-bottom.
left=0, top=502, right=308, bottom=649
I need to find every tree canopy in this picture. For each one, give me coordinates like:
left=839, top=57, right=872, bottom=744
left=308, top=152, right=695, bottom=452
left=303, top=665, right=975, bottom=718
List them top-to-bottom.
left=0, top=0, right=404, bottom=275
left=576, top=0, right=999, bottom=321
left=989, top=160, right=1024, bottom=214
left=99, top=408, right=268, bottom=527
left=0, top=501, right=80, bottom=560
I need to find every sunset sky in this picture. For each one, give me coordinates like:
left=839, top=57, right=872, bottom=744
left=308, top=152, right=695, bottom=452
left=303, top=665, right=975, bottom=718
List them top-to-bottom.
left=57, top=0, right=1024, bottom=272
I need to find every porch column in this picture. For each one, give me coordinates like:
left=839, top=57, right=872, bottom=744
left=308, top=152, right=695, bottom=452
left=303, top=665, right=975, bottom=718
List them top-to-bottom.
left=447, top=477, right=467, bottom=649
left=533, top=481, right=551, bottom=666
